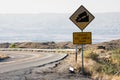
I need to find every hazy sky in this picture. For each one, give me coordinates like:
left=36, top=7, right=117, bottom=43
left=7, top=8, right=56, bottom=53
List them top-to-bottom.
left=0, top=0, right=120, bottom=13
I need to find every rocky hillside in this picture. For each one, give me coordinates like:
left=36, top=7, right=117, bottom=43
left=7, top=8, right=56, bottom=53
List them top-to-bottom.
left=0, top=39, right=120, bottom=50
left=85, top=39, right=120, bottom=51
left=0, top=41, right=76, bottom=49
left=0, top=43, right=10, bottom=48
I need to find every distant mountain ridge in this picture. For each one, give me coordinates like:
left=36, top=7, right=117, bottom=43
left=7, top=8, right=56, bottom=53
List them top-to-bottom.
left=0, top=39, right=120, bottom=50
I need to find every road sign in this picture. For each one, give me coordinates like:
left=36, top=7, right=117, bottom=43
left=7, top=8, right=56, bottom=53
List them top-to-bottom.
left=70, top=5, right=95, bottom=31
left=73, top=32, right=92, bottom=44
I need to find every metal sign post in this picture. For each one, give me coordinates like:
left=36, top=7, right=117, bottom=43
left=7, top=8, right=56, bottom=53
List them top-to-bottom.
left=81, top=30, right=84, bottom=74
left=81, top=44, right=84, bottom=74
left=75, top=45, right=78, bottom=62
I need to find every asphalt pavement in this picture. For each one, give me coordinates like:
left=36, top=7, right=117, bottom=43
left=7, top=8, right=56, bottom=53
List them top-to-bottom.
left=0, top=51, right=67, bottom=73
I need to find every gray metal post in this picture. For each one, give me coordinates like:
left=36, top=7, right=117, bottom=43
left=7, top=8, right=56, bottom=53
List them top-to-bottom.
left=81, top=30, right=84, bottom=74
left=81, top=44, right=84, bottom=74
left=75, top=45, right=78, bottom=62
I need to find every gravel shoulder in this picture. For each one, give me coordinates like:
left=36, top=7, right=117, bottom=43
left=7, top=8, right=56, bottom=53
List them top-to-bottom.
left=0, top=53, right=9, bottom=60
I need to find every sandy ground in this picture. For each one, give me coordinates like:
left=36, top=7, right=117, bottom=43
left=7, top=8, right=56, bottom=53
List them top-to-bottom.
left=0, top=53, right=9, bottom=60
left=0, top=54, right=92, bottom=80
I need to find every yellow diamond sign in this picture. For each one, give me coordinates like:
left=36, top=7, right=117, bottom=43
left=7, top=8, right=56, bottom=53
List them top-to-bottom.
left=70, top=5, right=95, bottom=31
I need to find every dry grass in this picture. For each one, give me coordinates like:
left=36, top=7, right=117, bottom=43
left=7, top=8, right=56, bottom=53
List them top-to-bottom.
left=65, top=49, right=120, bottom=80
left=64, top=54, right=81, bottom=72
left=112, top=76, right=120, bottom=80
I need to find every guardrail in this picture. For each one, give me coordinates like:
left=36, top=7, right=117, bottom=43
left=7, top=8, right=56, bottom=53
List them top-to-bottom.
left=0, top=48, right=75, bottom=54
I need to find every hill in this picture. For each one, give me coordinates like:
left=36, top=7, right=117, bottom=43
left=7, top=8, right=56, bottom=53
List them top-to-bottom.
left=0, top=39, right=120, bottom=50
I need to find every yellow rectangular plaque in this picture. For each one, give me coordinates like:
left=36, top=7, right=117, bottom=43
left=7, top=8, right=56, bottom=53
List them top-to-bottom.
left=73, top=32, right=92, bottom=44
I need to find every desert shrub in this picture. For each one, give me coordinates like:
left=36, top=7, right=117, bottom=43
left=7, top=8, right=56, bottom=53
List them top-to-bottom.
left=9, top=43, right=16, bottom=48
left=78, top=49, right=120, bottom=77
left=90, top=49, right=120, bottom=75
left=111, top=49, right=120, bottom=66
left=112, top=49, right=120, bottom=54
left=84, top=50, right=99, bottom=61
left=84, top=50, right=93, bottom=58
left=84, top=50, right=92, bottom=58
left=90, top=53, right=99, bottom=61
left=111, top=53, right=120, bottom=65
left=94, top=56, right=119, bottom=75
left=92, top=62, right=117, bottom=75
left=93, top=63, right=101, bottom=73
left=101, top=64, right=117, bottom=75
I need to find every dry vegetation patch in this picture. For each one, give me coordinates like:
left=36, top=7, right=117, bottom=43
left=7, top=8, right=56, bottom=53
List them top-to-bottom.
left=65, top=48, right=120, bottom=80
left=0, top=53, right=9, bottom=60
